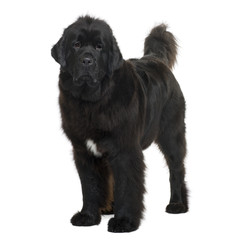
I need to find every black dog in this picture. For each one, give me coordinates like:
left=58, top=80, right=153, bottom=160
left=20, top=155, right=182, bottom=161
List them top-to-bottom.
left=51, top=16, right=188, bottom=232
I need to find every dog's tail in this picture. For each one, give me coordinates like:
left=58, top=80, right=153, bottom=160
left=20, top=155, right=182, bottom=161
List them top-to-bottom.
left=144, top=24, right=178, bottom=69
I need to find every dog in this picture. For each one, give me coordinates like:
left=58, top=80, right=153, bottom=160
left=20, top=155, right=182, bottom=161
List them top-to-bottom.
left=51, top=15, right=188, bottom=232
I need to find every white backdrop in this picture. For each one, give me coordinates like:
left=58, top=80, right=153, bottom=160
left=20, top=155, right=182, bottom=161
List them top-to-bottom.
left=0, top=0, right=231, bottom=239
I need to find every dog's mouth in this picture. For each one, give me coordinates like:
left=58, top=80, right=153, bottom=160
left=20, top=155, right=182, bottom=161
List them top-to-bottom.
left=73, top=75, right=99, bottom=88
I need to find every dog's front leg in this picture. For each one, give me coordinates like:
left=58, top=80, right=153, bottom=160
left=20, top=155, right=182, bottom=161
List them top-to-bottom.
left=108, top=148, right=145, bottom=233
left=70, top=149, right=104, bottom=227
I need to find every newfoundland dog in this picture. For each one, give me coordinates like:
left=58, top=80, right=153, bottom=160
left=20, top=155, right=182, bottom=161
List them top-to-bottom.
left=51, top=15, right=188, bottom=232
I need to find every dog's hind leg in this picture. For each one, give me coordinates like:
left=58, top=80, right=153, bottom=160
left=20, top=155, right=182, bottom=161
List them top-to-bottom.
left=156, top=102, right=188, bottom=213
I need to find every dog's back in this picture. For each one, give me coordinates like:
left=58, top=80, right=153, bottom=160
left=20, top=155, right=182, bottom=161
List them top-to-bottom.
left=129, top=25, right=183, bottom=149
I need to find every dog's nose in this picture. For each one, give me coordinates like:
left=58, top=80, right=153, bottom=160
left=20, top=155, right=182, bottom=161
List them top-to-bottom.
left=82, top=57, right=93, bottom=66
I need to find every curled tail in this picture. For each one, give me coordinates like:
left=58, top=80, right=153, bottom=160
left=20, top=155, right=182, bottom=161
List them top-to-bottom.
left=144, top=24, right=178, bottom=69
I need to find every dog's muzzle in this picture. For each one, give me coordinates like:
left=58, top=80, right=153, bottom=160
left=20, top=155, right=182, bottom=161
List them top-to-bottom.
left=73, top=75, right=99, bottom=88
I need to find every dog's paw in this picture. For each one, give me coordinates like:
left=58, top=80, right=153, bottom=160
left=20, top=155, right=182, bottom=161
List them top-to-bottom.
left=101, top=202, right=114, bottom=215
left=166, top=203, right=188, bottom=214
left=101, top=208, right=114, bottom=215
left=71, top=212, right=101, bottom=226
left=108, top=217, right=138, bottom=233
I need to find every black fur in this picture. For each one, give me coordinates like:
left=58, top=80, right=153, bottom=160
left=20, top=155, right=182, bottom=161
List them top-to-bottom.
left=51, top=16, right=188, bottom=233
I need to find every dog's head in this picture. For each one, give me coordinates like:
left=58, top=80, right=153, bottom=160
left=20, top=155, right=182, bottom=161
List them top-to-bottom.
left=51, top=16, right=123, bottom=101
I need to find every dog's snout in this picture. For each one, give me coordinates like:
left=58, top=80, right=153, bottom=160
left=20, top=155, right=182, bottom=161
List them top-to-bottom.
left=82, top=57, right=93, bottom=66
left=73, top=77, right=84, bottom=86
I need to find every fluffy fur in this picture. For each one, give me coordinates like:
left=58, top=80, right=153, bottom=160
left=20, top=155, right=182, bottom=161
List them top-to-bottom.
left=51, top=15, right=188, bottom=233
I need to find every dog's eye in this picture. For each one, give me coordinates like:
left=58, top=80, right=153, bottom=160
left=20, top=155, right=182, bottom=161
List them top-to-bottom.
left=73, top=41, right=81, bottom=49
left=96, top=43, right=103, bottom=51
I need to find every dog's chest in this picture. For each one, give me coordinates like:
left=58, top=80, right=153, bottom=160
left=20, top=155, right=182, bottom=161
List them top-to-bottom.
left=60, top=93, right=113, bottom=156
left=85, top=139, right=102, bottom=157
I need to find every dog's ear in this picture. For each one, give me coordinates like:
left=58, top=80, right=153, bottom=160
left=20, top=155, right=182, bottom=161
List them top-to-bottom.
left=108, top=36, right=123, bottom=75
left=51, top=37, right=66, bottom=67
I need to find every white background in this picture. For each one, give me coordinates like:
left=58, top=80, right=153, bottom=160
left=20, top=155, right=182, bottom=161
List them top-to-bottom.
left=0, top=0, right=232, bottom=239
